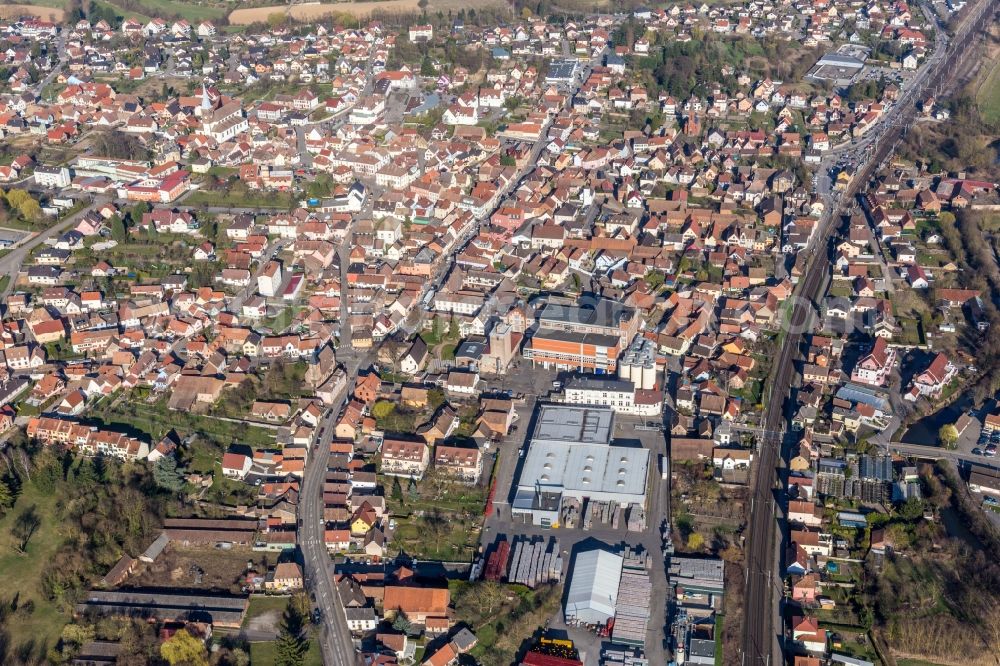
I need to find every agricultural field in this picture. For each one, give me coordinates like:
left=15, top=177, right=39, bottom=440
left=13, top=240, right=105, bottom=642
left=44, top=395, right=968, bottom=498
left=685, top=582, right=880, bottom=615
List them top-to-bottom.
left=228, top=0, right=506, bottom=24
left=230, top=0, right=422, bottom=24
left=0, top=4, right=65, bottom=20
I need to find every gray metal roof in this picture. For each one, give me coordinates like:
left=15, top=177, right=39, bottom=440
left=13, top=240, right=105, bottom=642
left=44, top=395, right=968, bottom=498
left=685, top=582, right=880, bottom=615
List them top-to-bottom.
left=817, top=53, right=865, bottom=67
left=539, top=297, right=633, bottom=331
left=565, top=376, right=635, bottom=393
left=532, top=404, right=615, bottom=445
left=519, top=405, right=649, bottom=501
left=519, top=439, right=649, bottom=499
left=565, top=548, right=623, bottom=624
left=669, top=556, right=725, bottom=594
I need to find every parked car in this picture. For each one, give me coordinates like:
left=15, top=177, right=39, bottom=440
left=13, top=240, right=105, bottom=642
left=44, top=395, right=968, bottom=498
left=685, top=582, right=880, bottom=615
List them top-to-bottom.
left=973, top=447, right=984, bottom=456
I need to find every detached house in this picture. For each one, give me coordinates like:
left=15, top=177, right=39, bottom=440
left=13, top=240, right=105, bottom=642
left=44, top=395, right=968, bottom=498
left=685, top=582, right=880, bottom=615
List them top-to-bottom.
left=850, top=337, right=895, bottom=387
left=905, top=352, right=956, bottom=401
left=222, top=450, right=253, bottom=480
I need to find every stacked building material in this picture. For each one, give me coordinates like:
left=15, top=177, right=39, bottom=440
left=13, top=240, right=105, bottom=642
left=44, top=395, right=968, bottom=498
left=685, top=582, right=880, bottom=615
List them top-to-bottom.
left=508, top=536, right=562, bottom=588
left=484, top=539, right=511, bottom=581
left=612, top=548, right=651, bottom=647
left=601, top=645, right=648, bottom=666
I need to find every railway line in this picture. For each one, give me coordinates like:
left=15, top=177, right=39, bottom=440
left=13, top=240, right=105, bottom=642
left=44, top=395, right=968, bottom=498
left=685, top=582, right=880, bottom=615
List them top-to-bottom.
left=739, top=0, right=1000, bottom=662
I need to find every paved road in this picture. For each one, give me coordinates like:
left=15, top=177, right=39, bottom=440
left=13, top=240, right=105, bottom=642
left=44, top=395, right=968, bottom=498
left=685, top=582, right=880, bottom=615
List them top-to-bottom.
left=740, top=0, right=998, bottom=662
left=33, top=28, right=67, bottom=97
left=0, top=199, right=103, bottom=298
left=297, top=206, right=372, bottom=666
left=227, top=238, right=292, bottom=315
left=300, top=400, right=360, bottom=666
left=890, top=441, right=998, bottom=466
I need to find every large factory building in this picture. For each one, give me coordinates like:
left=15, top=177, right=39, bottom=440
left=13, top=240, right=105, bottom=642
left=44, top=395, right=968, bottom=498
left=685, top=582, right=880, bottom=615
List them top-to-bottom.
left=511, top=405, right=649, bottom=527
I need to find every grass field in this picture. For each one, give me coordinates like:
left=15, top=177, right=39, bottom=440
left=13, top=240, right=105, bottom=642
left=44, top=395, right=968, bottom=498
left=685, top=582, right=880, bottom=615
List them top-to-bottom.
left=12, top=0, right=67, bottom=8
left=14, top=0, right=224, bottom=22
left=125, top=0, right=225, bottom=21
left=976, top=55, right=1000, bottom=127
left=184, top=188, right=297, bottom=210
left=90, top=394, right=278, bottom=450
left=384, top=472, right=488, bottom=561
left=0, top=483, right=71, bottom=657
left=243, top=595, right=291, bottom=625
left=250, top=637, right=323, bottom=665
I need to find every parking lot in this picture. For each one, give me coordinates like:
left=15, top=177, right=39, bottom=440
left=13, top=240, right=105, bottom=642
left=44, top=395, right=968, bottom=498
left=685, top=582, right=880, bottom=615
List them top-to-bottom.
left=971, top=416, right=1000, bottom=459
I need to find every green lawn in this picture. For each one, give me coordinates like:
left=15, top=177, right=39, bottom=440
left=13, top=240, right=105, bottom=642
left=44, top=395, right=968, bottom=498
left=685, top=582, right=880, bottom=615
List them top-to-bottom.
left=74, top=0, right=226, bottom=22
left=91, top=0, right=152, bottom=21
left=128, top=0, right=225, bottom=21
left=976, top=56, right=1000, bottom=127
left=185, top=189, right=297, bottom=210
left=262, top=306, right=297, bottom=334
left=897, top=317, right=926, bottom=346
left=90, top=395, right=277, bottom=450
left=385, top=475, right=487, bottom=561
left=0, top=483, right=72, bottom=655
left=243, top=595, right=291, bottom=626
left=714, top=614, right=724, bottom=666
left=250, top=637, right=322, bottom=666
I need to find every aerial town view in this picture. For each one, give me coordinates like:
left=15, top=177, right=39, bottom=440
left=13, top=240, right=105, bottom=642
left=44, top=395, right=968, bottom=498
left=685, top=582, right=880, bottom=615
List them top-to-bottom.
left=0, top=0, right=999, bottom=664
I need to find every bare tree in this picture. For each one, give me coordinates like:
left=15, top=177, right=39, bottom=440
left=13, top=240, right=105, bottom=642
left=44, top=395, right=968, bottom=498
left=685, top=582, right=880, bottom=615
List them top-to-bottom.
left=12, top=505, right=41, bottom=553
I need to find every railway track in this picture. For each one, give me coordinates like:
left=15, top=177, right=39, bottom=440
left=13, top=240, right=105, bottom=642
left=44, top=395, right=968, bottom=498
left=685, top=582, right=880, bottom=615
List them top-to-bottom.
left=739, top=1, right=1000, bottom=663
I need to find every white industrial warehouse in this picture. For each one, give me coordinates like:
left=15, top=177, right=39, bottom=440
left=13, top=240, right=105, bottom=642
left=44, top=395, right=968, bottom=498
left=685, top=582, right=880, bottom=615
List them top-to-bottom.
left=511, top=405, right=650, bottom=527
left=564, top=545, right=652, bottom=643
left=565, top=548, right=623, bottom=626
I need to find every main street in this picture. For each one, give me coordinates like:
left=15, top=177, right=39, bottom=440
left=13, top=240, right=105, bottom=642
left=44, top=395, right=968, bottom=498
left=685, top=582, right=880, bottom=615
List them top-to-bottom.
left=740, top=0, right=999, bottom=662
left=295, top=48, right=608, bottom=666
left=298, top=210, right=374, bottom=666
left=299, top=388, right=362, bottom=666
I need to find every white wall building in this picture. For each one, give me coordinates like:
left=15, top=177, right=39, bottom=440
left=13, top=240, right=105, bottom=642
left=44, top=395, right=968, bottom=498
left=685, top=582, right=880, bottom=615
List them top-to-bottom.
left=34, top=166, right=71, bottom=189
left=258, top=260, right=283, bottom=297
left=562, top=377, right=663, bottom=417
